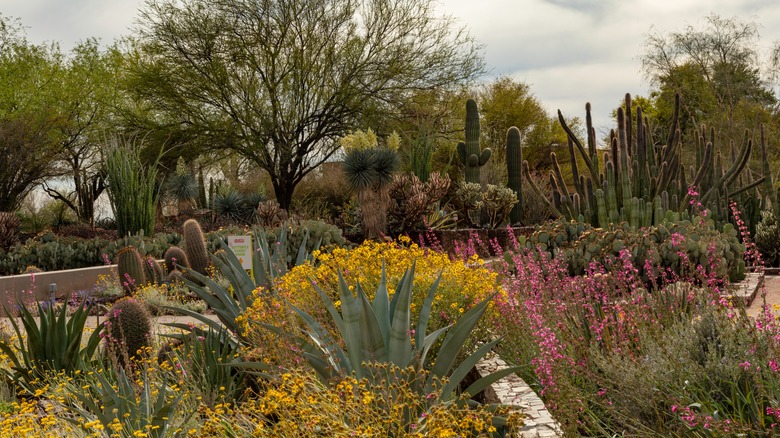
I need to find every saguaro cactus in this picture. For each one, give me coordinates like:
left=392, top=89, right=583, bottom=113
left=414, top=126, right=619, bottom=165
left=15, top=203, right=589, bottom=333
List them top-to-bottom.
left=457, top=99, right=491, bottom=184
left=506, top=126, right=523, bottom=224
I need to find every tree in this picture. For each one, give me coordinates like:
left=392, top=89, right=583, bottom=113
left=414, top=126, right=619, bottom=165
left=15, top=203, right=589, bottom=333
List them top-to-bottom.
left=128, top=0, right=484, bottom=210
left=641, top=14, right=779, bottom=145
left=0, top=15, right=65, bottom=211
left=42, top=40, right=123, bottom=225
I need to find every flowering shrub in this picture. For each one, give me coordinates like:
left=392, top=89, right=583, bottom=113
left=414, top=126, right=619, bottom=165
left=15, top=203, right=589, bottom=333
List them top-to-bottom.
left=492, top=228, right=780, bottom=435
left=243, top=237, right=500, bottom=366
left=196, top=366, right=523, bottom=437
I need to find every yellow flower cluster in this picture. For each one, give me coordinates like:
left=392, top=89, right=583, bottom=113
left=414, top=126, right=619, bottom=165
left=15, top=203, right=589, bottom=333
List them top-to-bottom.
left=243, top=238, right=501, bottom=365
left=195, top=366, right=522, bottom=437
left=0, top=399, right=80, bottom=437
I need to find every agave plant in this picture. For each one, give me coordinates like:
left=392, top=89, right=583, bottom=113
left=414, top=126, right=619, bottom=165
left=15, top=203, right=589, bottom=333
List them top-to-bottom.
left=262, top=262, right=520, bottom=403
left=0, top=300, right=103, bottom=393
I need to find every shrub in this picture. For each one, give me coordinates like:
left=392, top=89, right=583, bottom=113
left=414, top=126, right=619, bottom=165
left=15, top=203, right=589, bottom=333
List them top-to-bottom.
left=755, top=209, right=780, bottom=267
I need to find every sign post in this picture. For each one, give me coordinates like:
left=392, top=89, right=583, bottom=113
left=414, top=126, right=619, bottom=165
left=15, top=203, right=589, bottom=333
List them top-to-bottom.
left=227, top=235, right=253, bottom=271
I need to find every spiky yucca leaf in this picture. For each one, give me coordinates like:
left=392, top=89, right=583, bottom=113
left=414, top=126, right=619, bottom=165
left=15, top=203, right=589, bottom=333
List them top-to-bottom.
left=343, top=148, right=378, bottom=191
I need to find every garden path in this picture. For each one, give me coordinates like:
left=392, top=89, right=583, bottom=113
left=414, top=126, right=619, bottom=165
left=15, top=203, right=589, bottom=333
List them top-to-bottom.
left=746, top=274, right=780, bottom=318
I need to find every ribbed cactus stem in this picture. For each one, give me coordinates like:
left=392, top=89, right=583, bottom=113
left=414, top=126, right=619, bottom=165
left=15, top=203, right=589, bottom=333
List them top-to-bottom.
left=456, top=99, right=491, bottom=184
left=506, top=126, right=523, bottom=224
left=182, top=219, right=210, bottom=275
left=116, top=246, right=146, bottom=295
left=164, top=246, right=189, bottom=273
left=143, top=257, right=164, bottom=286
left=106, top=297, right=153, bottom=369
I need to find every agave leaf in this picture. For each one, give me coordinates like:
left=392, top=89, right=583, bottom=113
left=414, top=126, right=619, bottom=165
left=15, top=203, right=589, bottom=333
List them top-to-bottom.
left=295, top=229, right=311, bottom=267
left=372, top=261, right=390, bottom=346
left=388, top=263, right=415, bottom=367
left=389, top=267, right=411, bottom=319
left=180, top=269, right=231, bottom=311
left=338, top=271, right=364, bottom=374
left=415, top=272, right=442, bottom=349
left=310, top=278, right=345, bottom=334
left=357, top=283, right=387, bottom=363
left=430, top=294, right=495, bottom=381
left=288, top=302, right=350, bottom=375
left=161, top=306, right=226, bottom=333
left=419, top=325, right=451, bottom=368
left=437, top=339, right=500, bottom=399
left=461, top=366, right=524, bottom=403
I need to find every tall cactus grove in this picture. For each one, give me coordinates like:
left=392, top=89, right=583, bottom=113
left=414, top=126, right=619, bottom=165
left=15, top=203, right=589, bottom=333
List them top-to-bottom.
left=524, top=93, right=767, bottom=229
left=457, top=99, right=491, bottom=184
left=506, top=126, right=523, bottom=224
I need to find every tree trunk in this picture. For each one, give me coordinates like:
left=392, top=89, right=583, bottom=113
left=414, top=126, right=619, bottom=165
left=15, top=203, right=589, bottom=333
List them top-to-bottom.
left=272, top=181, right=295, bottom=211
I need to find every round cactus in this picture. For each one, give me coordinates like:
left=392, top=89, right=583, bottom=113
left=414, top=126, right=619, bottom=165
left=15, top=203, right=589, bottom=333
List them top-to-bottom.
left=182, top=219, right=210, bottom=275
left=116, top=246, right=147, bottom=294
left=163, top=246, right=189, bottom=274
left=143, top=257, right=164, bottom=286
left=105, top=297, right=153, bottom=369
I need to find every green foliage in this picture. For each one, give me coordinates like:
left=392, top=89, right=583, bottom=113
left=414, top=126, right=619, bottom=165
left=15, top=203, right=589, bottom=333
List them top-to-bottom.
left=456, top=99, right=491, bottom=184
left=104, top=135, right=162, bottom=237
left=454, top=182, right=517, bottom=229
left=213, top=189, right=267, bottom=224
left=756, top=210, right=780, bottom=267
left=182, top=219, right=210, bottom=275
left=116, top=246, right=146, bottom=294
left=263, top=263, right=520, bottom=405
left=105, top=298, right=154, bottom=370
left=0, top=301, right=102, bottom=393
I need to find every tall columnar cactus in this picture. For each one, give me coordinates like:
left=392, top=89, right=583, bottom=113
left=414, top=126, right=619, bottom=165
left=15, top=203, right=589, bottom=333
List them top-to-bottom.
left=527, top=92, right=763, bottom=230
left=456, top=99, right=491, bottom=184
left=506, top=126, right=523, bottom=224
left=182, top=219, right=210, bottom=275
left=116, top=246, right=146, bottom=294
left=163, top=246, right=189, bottom=274
left=105, top=297, right=153, bottom=369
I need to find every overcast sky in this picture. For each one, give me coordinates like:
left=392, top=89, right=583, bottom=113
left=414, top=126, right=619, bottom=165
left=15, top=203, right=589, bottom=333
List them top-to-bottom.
left=4, top=0, right=780, bottom=139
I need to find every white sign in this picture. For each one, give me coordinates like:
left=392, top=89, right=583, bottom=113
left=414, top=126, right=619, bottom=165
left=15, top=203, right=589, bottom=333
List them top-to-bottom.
left=227, top=235, right=253, bottom=270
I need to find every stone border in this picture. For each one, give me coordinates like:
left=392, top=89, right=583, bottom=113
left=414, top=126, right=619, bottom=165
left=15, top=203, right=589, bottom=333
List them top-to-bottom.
left=724, top=271, right=764, bottom=306
left=476, top=353, right=562, bottom=437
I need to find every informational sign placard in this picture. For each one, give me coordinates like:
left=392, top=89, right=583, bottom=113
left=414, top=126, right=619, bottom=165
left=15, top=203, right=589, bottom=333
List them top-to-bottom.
left=227, top=235, right=253, bottom=270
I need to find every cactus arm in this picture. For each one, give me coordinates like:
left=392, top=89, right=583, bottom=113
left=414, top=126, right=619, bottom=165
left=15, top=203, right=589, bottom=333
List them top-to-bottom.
left=558, top=109, right=598, bottom=181
left=456, top=141, right=467, bottom=164
left=679, top=142, right=713, bottom=209
left=478, top=148, right=491, bottom=166
left=522, top=160, right=561, bottom=217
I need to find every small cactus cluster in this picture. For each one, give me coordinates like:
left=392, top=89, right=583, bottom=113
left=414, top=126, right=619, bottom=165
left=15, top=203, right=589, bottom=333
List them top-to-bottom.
left=116, top=246, right=167, bottom=294
left=104, top=297, right=153, bottom=369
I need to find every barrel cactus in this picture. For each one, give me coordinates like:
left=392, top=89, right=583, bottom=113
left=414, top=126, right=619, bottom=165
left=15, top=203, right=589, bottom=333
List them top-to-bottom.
left=182, top=219, right=210, bottom=275
left=116, top=246, right=146, bottom=294
left=163, top=246, right=189, bottom=274
left=105, top=297, right=153, bottom=369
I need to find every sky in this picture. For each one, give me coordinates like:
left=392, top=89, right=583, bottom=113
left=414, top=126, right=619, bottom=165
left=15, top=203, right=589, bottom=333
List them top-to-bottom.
left=4, top=0, right=780, bottom=139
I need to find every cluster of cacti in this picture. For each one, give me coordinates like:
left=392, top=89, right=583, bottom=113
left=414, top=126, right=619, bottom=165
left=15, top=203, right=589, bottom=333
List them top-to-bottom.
left=526, top=93, right=764, bottom=230
left=456, top=99, right=491, bottom=184
left=506, top=127, right=523, bottom=224
left=386, top=172, right=451, bottom=233
left=453, top=182, right=517, bottom=229
left=256, top=199, right=288, bottom=228
left=755, top=210, right=780, bottom=267
left=0, top=212, right=20, bottom=251
left=519, top=216, right=745, bottom=283
left=182, top=219, right=210, bottom=275
left=116, top=246, right=146, bottom=294
left=143, top=257, right=165, bottom=285
left=104, top=297, right=153, bottom=369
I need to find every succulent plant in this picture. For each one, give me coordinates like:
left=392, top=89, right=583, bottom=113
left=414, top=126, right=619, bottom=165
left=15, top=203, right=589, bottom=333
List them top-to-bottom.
left=456, top=99, right=491, bottom=184
left=506, top=126, right=523, bottom=225
left=0, top=211, right=20, bottom=251
left=182, top=219, right=210, bottom=275
left=116, top=246, right=146, bottom=294
left=163, top=246, right=189, bottom=274
left=143, top=257, right=164, bottom=286
left=105, top=298, right=153, bottom=370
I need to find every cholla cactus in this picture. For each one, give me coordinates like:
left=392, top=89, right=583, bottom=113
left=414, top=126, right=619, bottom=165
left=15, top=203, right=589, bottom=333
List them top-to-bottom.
left=756, top=210, right=780, bottom=267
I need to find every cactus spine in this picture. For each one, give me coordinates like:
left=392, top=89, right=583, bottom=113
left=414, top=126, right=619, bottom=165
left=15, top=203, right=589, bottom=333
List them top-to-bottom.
left=456, top=99, right=491, bottom=184
left=506, top=126, right=523, bottom=224
left=182, top=219, right=210, bottom=275
left=116, top=246, right=146, bottom=294
left=163, top=246, right=189, bottom=273
left=106, top=297, right=153, bottom=369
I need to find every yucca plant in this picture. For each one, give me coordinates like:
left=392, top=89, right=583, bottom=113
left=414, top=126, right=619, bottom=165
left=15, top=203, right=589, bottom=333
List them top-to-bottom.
left=343, top=146, right=400, bottom=239
left=262, top=262, right=520, bottom=402
left=0, top=301, right=103, bottom=393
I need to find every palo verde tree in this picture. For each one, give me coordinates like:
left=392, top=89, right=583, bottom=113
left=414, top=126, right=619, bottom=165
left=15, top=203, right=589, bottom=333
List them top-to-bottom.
left=128, top=0, right=484, bottom=210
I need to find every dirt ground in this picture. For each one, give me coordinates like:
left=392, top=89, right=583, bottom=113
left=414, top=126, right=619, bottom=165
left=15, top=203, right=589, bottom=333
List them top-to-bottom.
left=746, top=274, right=780, bottom=318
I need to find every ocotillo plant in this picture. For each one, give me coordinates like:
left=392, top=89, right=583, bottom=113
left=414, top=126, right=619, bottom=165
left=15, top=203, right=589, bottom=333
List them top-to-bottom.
left=524, top=93, right=763, bottom=229
left=456, top=99, right=491, bottom=184
left=506, top=126, right=523, bottom=224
